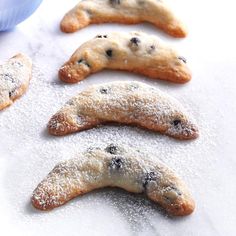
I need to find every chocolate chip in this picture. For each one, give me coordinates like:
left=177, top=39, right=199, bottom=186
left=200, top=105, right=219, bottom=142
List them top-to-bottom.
left=109, top=0, right=121, bottom=5
left=85, top=9, right=92, bottom=16
left=96, top=35, right=107, bottom=38
left=130, top=37, right=141, bottom=46
left=148, top=45, right=155, bottom=54
left=150, top=45, right=155, bottom=50
left=106, top=49, right=113, bottom=58
left=178, top=56, right=187, bottom=63
left=78, top=59, right=90, bottom=67
left=12, top=61, right=23, bottom=67
left=3, top=73, right=15, bottom=83
left=9, top=87, right=17, bottom=98
left=100, top=88, right=108, bottom=94
left=9, top=91, right=13, bottom=98
left=173, top=119, right=181, bottom=126
left=105, top=144, right=118, bottom=154
left=109, top=157, right=124, bottom=170
left=143, top=171, right=157, bottom=189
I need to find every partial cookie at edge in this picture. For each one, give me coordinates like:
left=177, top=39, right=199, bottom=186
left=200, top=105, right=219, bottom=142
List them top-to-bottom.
left=0, top=53, right=32, bottom=110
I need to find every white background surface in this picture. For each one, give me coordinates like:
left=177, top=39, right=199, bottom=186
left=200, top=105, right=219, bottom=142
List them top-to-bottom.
left=0, top=0, right=236, bottom=235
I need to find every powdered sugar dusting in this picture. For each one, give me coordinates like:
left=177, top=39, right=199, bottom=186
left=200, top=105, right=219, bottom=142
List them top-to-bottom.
left=1, top=0, right=233, bottom=234
left=0, top=54, right=31, bottom=106
left=0, top=63, right=218, bottom=233
left=48, top=81, right=199, bottom=139
left=31, top=145, right=194, bottom=216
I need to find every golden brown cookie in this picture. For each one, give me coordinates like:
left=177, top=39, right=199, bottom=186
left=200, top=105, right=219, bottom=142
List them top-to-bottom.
left=60, top=0, right=187, bottom=38
left=59, top=32, right=191, bottom=84
left=0, top=54, right=32, bottom=110
left=47, top=81, right=199, bottom=140
left=31, top=144, right=195, bottom=216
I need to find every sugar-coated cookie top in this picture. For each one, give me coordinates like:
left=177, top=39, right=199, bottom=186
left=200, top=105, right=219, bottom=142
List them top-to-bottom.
left=49, top=81, right=198, bottom=139
left=32, top=144, right=195, bottom=216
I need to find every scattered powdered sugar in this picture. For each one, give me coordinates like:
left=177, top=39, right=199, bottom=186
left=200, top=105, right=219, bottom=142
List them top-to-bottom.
left=0, top=65, right=218, bottom=234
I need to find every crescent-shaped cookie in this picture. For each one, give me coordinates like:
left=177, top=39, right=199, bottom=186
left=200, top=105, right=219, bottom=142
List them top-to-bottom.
left=60, top=0, right=187, bottom=38
left=59, top=32, right=191, bottom=84
left=0, top=54, right=32, bottom=110
left=47, top=81, right=199, bottom=140
left=31, top=144, right=195, bottom=216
